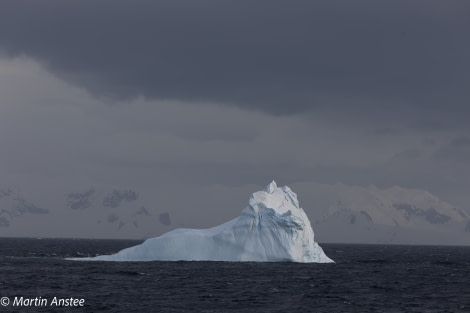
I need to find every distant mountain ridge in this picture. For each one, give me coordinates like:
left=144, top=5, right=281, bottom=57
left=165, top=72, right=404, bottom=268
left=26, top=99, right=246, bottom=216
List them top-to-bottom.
left=1, top=182, right=470, bottom=245
left=302, top=183, right=470, bottom=245
left=323, top=184, right=468, bottom=225
left=0, top=185, right=171, bottom=238
left=0, top=187, right=49, bottom=228
left=64, top=188, right=171, bottom=233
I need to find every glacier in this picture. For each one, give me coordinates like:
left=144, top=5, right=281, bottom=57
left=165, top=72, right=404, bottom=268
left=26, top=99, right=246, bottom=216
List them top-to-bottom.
left=77, top=181, right=333, bottom=263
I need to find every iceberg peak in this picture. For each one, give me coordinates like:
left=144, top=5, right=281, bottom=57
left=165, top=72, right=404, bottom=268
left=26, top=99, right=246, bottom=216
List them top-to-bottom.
left=264, top=180, right=278, bottom=193
left=77, top=182, right=333, bottom=263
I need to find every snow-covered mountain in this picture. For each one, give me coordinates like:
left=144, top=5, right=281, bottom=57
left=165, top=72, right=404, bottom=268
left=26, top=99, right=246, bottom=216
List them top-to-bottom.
left=77, top=181, right=333, bottom=262
left=1, top=182, right=470, bottom=245
left=297, top=183, right=470, bottom=245
left=0, top=185, right=171, bottom=239
left=0, top=187, right=49, bottom=228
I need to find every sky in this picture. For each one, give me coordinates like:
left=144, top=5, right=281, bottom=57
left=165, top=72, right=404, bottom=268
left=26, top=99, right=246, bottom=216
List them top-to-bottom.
left=1, top=0, right=470, bottom=236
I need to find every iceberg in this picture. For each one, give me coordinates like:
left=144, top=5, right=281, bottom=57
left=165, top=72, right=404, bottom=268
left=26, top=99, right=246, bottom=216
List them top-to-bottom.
left=80, top=181, right=333, bottom=263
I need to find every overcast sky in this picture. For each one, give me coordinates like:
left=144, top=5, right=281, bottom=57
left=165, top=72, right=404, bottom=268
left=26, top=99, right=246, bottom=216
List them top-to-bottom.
left=1, top=0, right=470, bottom=223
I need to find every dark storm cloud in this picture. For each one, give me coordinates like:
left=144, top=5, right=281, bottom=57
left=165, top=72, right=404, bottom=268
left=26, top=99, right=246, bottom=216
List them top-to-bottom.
left=0, top=0, right=469, bottom=120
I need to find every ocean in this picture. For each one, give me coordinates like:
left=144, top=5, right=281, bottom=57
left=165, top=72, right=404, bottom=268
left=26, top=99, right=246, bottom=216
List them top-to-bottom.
left=0, top=238, right=468, bottom=312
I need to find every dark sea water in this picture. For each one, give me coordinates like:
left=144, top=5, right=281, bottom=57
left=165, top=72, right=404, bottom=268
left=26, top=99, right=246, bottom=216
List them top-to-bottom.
left=0, top=238, right=469, bottom=312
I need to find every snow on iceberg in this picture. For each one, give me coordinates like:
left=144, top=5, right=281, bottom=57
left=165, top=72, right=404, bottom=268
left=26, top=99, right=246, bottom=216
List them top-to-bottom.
left=80, top=181, right=333, bottom=263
